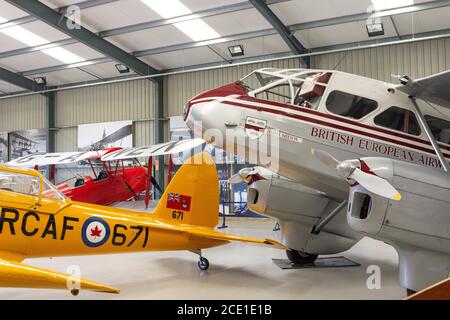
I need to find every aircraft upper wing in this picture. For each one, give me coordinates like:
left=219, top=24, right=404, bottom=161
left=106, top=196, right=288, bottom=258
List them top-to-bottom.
left=396, top=70, right=450, bottom=108
left=101, top=138, right=206, bottom=161
left=6, top=148, right=122, bottom=167
left=0, top=258, right=119, bottom=293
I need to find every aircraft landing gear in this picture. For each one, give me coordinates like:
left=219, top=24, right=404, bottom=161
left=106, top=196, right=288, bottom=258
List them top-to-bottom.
left=286, top=249, right=318, bottom=264
left=191, top=250, right=210, bottom=271
left=198, top=257, right=210, bottom=271
left=70, top=289, right=80, bottom=296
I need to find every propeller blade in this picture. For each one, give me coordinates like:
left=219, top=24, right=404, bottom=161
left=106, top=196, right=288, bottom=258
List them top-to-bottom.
left=311, top=149, right=340, bottom=168
left=350, top=168, right=401, bottom=201
left=228, top=173, right=244, bottom=184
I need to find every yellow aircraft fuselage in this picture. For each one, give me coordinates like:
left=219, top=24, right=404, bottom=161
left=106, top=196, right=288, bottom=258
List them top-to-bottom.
left=0, top=152, right=285, bottom=294
left=0, top=198, right=223, bottom=259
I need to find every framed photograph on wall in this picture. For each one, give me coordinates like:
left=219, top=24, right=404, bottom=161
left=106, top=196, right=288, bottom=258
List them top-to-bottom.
left=77, top=120, right=133, bottom=151
left=8, top=129, right=47, bottom=161
left=0, top=132, right=8, bottom=163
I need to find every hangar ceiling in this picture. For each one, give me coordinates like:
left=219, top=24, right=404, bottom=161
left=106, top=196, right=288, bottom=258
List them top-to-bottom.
left=0, top=0, right=450, bottom=95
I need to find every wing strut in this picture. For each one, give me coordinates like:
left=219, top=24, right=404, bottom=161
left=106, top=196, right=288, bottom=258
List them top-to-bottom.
left=409, top=97, right=450, bottom=172
left=167, top=154, right=173, bottom=185
left=144, top=156, right=153, bottom=209
left=311, top=200, right=348, bottom=235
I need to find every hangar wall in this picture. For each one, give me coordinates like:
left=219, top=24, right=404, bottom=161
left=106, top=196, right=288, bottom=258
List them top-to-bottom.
left=1, top=37, right=450, bottom=153
left=311, top=38, right=450, bottom=82
left=166, top=57, right=301, bottom=116
left=55, top=79, right=156, bottom=152
left=0, top=95, right=46, bottom=132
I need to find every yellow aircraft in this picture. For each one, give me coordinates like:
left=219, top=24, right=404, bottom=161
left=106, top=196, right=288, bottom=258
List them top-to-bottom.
left=0, top=152, right=285, bottom=295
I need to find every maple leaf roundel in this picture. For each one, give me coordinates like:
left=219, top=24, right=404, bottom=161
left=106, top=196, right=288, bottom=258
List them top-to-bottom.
left=81, top=217, right=110, bottom=247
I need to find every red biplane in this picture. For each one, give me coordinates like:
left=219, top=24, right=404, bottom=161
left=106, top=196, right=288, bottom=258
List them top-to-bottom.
left=6, top=139, right=205, bottom=207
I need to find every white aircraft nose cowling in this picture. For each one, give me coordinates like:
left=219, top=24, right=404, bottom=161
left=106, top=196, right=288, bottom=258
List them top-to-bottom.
left=186, top=100, right=243, bottom=145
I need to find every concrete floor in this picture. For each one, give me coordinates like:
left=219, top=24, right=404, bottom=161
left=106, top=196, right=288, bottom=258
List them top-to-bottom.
left=0, top=218, right=405, bottom=300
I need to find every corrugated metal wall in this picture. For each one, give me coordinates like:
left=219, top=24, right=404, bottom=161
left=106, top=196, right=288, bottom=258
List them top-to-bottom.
left=2, top=38, right=450, bottom=151
left=311, top=38, right=450, bottom=82
left=166, top=58, right=301, bottom=117
left=55, top=79, right=156, bottom=151
left=0, top=95, right=46, bottom=132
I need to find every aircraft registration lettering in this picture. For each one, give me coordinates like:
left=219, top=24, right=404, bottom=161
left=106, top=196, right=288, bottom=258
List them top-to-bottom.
left=0, top=207, right=79, bottom=240
left=0, top=208, right=150, bottom=248
left=111, top=224, right=149, bottom=248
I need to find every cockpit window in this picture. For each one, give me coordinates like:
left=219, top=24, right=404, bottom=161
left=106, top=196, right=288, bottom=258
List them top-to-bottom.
left=241, top=69, right=332, bottom=108
left=241, top=72, right=279, bottom=93
left=326, top=90, right=378, bottom=120
left=374, top=106, right=421, bottom=136
left=425, top=115, right=450, bottom=144
left=0, top=170, right=67, bottom=201
left=0, top=171, right=39, bottom=196
left=42, top=175, right=67, bottom=201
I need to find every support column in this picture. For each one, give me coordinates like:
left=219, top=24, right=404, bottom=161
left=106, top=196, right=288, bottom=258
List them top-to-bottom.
left=154, top=77, right=165, bottom=195
left=45, top=91, right=56, bottom=180
left=46, top=91, right=56, bottom=153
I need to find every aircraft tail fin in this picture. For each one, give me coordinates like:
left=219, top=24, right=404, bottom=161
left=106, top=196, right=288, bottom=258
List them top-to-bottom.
left=153, top=152, right=219, bottom=228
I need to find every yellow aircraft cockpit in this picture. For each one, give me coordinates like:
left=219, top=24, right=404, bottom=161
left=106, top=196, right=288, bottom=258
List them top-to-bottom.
left=0, top=166, right=71, bottom=214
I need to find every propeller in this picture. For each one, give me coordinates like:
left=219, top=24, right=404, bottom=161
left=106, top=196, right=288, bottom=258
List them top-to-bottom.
left=311, top=149, right=401, bottom=201
left=228, top=167, right=261, bottom=184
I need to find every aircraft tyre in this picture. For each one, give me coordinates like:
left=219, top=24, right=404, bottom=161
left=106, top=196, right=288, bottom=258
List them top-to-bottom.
left=286, top=249, right=318, bottom=264
left=198, top=257, right=209, bottom=271
left=71, top=289, right=80, bottom=296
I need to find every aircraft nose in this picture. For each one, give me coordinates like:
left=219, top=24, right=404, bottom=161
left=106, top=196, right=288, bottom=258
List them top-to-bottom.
left=183, top=81, right=247, bottom=122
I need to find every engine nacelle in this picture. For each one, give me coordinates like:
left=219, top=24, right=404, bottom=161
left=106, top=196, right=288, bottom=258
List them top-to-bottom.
left=346, top=157, right=450, bottom=291
left=347, top=157, right=394, bottom=236
left=247, top=177, right=362, bottom=255
left=247, top=178, right=329, bottom=219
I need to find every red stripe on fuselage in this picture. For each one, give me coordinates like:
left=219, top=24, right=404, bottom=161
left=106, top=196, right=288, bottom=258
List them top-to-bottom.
left=241, top=96, right=450, bottom=152
left=190, top=97, right=450, bottom=158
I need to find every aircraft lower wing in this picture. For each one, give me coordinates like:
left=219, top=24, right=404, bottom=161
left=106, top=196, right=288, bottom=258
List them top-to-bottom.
left=396, top=70, right=450, bottom=108
left=182, top=226, right=287, bottom=249
left=0, top=258, right=119, bottom=294
left=407, top=278, right=450, bottom=300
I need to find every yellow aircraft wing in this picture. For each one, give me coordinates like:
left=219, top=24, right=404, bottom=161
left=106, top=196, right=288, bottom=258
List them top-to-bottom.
left=182, top=226, right=287, bottom=250
left=0, top=258, right=119, bottom=294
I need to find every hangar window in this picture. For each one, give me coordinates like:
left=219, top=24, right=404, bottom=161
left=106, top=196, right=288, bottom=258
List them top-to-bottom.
left=326, top=90, right=378, bottom=119
left=374, top=107, right=421, bottom=136
left=425, top=115, right=450, bottom=145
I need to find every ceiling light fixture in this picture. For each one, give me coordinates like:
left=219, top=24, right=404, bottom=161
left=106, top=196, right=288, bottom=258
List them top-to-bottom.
left=141, top=0, right=220, bottom=41
left=371, top=0, right=414, bottom=11
left=0, top=15, right=85, bottom=64
left=366, top=22, right=385, bottom=37
left=228, top=45, right=244, bottom=57
left=115, top=64, right=130, bottom=74
left=33, top=77, right=47, bottom=86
